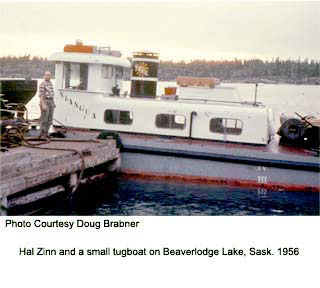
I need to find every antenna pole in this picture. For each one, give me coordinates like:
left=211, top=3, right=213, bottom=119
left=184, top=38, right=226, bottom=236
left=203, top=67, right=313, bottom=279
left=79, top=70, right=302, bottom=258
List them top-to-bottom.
left=254, top=83, right=258, bottom=105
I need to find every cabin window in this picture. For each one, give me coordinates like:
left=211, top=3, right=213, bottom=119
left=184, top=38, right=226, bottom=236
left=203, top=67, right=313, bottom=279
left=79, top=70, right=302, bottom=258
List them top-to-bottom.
left=63, top=63, right=88, bottom=90
left=102, top=65, right=113, bottom=79
left=115, top=66, right=124, bottom=79
left=104, top=109, right=133, bottom=125
left=155, top=114, right=186, bottom=130
left=209, top=118, right=243, bottom=135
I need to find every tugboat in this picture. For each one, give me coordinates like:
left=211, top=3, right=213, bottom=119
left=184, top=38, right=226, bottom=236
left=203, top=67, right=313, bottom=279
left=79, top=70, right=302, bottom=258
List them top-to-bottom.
left=48, top=41, right=319, bottom=192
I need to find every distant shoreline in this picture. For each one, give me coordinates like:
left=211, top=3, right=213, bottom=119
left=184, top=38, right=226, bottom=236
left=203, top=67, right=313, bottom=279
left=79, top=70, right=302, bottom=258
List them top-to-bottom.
left=1, top=56, right=319, bottom=86
left=1, top=77, right=319, bottom=86
left=221, top=78, right=320, bottom=85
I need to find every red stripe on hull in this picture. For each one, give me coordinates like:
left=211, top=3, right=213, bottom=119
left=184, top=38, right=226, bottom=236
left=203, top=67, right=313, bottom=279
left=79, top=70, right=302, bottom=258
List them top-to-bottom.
left=120, top=169, right=320, bottom=192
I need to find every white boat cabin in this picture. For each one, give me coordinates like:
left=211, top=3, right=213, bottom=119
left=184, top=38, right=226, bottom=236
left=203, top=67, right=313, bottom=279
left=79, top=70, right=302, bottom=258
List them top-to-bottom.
left=49, top=40, right=131, bottom=95
left=49, top=42, right=275, bottom=145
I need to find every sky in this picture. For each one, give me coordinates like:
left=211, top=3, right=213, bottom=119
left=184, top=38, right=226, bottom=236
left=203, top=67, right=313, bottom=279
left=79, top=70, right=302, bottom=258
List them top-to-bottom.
left=0, top=1, right=319, bottom=61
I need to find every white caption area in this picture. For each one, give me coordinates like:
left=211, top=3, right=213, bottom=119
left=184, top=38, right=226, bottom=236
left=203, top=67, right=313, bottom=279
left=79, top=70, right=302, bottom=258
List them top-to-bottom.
left=0, top=216, right=319, bottom=288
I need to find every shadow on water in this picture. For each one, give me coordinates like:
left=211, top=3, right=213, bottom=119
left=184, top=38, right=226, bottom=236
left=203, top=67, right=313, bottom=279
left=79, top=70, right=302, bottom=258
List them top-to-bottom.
left=10, top=175, right=319, bottom=216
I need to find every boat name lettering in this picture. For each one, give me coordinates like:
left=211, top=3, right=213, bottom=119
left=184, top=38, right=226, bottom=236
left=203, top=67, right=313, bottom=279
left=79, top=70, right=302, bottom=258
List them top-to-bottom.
left=59, top=91, right=96, bottom=119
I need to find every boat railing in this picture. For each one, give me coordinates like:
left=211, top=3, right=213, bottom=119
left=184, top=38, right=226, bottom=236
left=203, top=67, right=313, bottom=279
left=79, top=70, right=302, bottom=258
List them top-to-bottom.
left=57, top=89, right=265, bottom=107
left=177, top=97, right=264, bottom=107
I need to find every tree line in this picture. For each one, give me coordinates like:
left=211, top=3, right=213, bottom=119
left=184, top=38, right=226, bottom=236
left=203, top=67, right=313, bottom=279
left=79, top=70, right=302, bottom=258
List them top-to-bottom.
left=1, top=55, right=319, bottom=84
left=158, top=58, right=320, bottom=84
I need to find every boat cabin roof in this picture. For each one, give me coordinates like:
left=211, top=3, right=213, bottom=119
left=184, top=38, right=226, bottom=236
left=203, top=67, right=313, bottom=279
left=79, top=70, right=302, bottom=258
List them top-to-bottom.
left=49, top=52, right=131, bottom=68
left=96, top=94, right=268, bottom=117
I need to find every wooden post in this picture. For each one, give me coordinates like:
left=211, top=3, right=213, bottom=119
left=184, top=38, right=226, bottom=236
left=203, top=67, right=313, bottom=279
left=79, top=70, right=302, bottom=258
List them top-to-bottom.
left=107, top=158, right=121, bottom=172
left=69, top=173, right=78, bottom=188
left=0, top=196, right=8, bottom=216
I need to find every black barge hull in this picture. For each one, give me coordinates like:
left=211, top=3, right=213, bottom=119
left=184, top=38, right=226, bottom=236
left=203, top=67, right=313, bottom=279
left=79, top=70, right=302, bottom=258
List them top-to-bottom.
left=0, top=79, right=37, bottom=105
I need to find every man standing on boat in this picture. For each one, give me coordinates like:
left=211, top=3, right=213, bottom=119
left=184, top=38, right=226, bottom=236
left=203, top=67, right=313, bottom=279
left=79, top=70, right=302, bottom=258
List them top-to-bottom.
left=39, top=71, right=55, bottom=139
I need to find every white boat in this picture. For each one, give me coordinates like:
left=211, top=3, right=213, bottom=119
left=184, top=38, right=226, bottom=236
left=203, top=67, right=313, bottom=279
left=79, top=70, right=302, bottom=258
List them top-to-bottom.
left=48, top=41, right=319, bottom=192
left=49, top=41, right=275, bottom=146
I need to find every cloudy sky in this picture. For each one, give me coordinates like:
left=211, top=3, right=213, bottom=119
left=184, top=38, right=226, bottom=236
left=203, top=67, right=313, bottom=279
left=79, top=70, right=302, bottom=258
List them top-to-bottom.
left=0, top=1, right=319, bottom=61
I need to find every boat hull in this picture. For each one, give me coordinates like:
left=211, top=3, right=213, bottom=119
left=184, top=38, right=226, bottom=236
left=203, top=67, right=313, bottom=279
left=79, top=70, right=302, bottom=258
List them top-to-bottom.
left=0, top=79, right=37, bottom=105
left=51, top=127, right=320, bottom=192
left=118, top=133, right=319, bottom=192
left=121, top=152, right=319, bottom=192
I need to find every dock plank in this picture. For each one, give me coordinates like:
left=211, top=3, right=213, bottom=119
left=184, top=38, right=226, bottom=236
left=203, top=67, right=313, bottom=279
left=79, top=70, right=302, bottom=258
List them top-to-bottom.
left=0, top=139, right=120, bottom=198
left=8, top=185, right=65, bottom=208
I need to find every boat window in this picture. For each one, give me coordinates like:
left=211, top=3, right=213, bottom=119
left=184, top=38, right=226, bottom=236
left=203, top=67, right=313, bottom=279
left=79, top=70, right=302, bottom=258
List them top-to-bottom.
left=64, top=63, right=88, bottom=90
left=102, top=65, right=113, bottom=79
left=115, top=66, right=124, bottom=79
left=104, top=109, right=133, bottom=125
left=155, top=114, right=186, bottom=130
left=210, top=118, right=243, bottom=135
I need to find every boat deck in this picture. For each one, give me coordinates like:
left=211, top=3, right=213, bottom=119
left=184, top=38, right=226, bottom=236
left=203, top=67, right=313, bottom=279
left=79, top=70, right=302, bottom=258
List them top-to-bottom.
left=55, top=126, right=318, bottom=159
left=46, top=127, right=319, bottom=173
left=121, top=132, right=318, bottom=158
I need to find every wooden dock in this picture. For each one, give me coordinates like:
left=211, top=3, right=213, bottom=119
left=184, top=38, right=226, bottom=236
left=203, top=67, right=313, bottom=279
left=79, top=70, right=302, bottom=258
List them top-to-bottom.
left=0, top=137, right=120, bottom=215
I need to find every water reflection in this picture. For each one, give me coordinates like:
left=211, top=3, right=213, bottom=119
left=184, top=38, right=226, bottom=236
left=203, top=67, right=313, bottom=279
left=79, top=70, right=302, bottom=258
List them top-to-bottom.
left=12, top=176, right=318, bottom=216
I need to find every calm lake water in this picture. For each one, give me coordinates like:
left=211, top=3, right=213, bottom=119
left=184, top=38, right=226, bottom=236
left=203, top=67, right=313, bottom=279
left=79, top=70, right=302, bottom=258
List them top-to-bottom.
left=22, top=81, right=320, bottom=216
left=10, top=176, right=319, bottom=216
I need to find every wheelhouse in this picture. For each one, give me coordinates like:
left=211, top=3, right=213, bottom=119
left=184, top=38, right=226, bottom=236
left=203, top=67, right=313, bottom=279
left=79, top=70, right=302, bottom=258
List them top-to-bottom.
left=49, top=40, right=131, bottom=95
